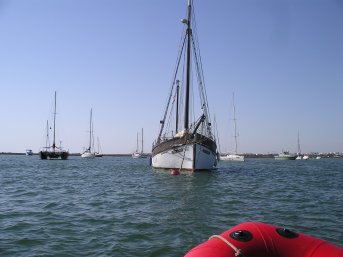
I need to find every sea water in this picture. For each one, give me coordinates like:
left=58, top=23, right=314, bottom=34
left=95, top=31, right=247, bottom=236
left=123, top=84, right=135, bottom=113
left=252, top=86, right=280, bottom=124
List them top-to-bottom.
left=0, top=155, right=342, bottom=256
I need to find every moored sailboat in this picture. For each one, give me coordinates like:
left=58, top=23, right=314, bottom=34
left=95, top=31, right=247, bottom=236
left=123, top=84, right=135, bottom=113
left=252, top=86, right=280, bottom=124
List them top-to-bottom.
left=151, top=0, right=218, bottom=171
left=39, top=91, right=69, bottom=160
left=221, top=93, right=244, bottom=162
left=81, top=108, right=95, bottom=158
left=132, top=128, right=145, bottom=158
left=296, top=130, right=309, bottom=160
left=132, top=131, right=142, bottom=158
left=95, top=137, right=103, bottom=157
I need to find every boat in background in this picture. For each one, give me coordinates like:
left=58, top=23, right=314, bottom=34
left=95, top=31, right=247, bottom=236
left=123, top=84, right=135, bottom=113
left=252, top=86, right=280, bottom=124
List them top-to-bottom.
left=151, top=0, right=218, bottom=171
left=39, top=91, right=69, bottom=160
left=221, top=93, right=244, bottom=162
left=81, top=108, right=95, bottom=159
left=132, top=128, right=145, bottom=158
left=296, top=130, right=309, bottom=160
left=95, top=137, right=103, bottom=157
left=25, top=149, right=33, bottom=156
left=274, top=151, right=296, bottom=160
left=132, top=152, right=142, bottom=158
left=221, top=153, right=244, bottom=162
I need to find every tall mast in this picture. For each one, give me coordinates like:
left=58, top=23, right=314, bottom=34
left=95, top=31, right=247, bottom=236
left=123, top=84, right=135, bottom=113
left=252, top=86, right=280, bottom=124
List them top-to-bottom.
left=184, top=0, right=192, bottom=130
left=176, top=80, right=180, bottom=133
left=53, top=91, right=57, bottom=150
left=232, top=93, right=238, bottom=154
left=89, top=108, right=93, bottom=151
left=46, top=120, right=49, bottom=149
left=141, top=128, right=144, bottom=154
left=297, top=130, right=301, bottom=154
left=97, top=137, right=100, bottom=153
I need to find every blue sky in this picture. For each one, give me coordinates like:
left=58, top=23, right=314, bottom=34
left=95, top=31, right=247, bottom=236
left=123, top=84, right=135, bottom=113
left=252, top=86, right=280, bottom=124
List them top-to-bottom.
left=0, top=0, right=342, bottom=154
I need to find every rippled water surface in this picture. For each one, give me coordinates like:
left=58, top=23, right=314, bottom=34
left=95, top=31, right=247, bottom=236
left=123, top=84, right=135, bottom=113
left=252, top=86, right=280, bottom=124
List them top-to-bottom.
left=1, top=155, right=342, bottom=256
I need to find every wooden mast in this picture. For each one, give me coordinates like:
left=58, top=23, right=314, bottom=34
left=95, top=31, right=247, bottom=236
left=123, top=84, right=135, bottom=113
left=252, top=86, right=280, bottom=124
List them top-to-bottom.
left=184, top=0, right=192, bottom=130
left=176, top=80, right=180, bottom=133
left=52, top=91, right=57, bottom=151
left=232, top=93, right=238, bottom=154
left=46, top=120, right=49, bottom=149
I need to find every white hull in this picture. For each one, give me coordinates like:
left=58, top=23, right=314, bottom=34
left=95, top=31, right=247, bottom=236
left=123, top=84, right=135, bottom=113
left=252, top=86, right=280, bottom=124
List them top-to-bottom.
left=152, top=143, right=217, bottom=171
left=26, top=150, right=33, bottom=156
left=81, top=152, right=95, bottom=158
left=132, top=153, right=142, bottom=158
left=221, top=154, right=244, bottom=162
left=296, top=154, right=310, bottom=160
left=275, top=156, right=296, bottom=160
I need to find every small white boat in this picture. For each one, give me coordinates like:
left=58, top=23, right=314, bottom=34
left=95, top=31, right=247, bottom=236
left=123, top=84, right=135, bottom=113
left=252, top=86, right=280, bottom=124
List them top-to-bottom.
left=221, top=93, right=244, bottom=162
left=81, top=108, right=95, bottom=159
left=132, top=128, right=145, bottom=158
left=296, top=131, right=309, bottom=160
left=95, top=137, right=103, bottom=157
left=26, top=149, right=33, bottom=156
left=81, top=151, right=95, bottom=158
left=132, top=152, right=142, bottom=158
left=221, top=154, right=244, bottom=162
left=316, top=156, right=321, bottom=159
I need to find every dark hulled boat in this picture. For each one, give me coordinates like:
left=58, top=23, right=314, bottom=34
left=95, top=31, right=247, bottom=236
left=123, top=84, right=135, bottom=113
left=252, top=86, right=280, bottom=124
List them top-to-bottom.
left=39, top=91, right=69, bottom=160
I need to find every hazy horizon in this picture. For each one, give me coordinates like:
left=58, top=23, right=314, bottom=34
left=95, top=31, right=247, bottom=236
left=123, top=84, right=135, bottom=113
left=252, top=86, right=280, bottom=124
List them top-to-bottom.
left=1, top=0, right=342, bottom=154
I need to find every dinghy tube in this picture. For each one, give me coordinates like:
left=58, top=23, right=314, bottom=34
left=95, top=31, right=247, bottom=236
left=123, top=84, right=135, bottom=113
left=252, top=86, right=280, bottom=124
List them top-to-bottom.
left=184, top=221, right=343, bottom=257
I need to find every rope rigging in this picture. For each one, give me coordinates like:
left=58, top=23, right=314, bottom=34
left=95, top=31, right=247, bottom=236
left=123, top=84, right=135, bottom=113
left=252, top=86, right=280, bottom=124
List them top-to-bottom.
left=157, top=0, right=214, bottom=142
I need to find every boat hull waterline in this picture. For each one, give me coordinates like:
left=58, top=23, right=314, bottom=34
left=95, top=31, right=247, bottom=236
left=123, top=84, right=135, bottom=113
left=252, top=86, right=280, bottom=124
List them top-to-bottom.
left=152, top=142, right=217, bottom=171
left=40, top=151, right=69, bottom=160
left=274, top=151, right=297, bottom=160
left=81, top=152, right=95, bottom=158
left=221, top=154, right=244, bottom=162
left=275, top=156, right=297, bottom=160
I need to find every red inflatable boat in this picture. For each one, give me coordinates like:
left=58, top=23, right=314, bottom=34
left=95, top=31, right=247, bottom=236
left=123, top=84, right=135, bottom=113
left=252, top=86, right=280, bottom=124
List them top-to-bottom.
left=185, top=221, right=343, bottom=257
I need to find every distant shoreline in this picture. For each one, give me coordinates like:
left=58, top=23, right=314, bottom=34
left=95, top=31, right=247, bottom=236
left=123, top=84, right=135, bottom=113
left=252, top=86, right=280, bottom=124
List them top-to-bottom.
left=0, top=152, right=132, bottom=157
left=1, top=152, right=342, bottom=158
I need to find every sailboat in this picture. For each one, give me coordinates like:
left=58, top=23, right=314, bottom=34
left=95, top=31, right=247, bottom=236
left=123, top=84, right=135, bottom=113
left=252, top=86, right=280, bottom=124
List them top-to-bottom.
left=151, top=0, right=218, bottom=171
left=39, top=91, right=69, bottom=160
left=221, top=93, right=244, bottom=162
left=81, top=108, right=95, bottom=158
left=132, top=128, right=145, bottom=158
left=296, top=130, right=309, bottom=160
left=296, top=130, right=302, bottom=160
left=95, top=137, right=103, bottom=157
